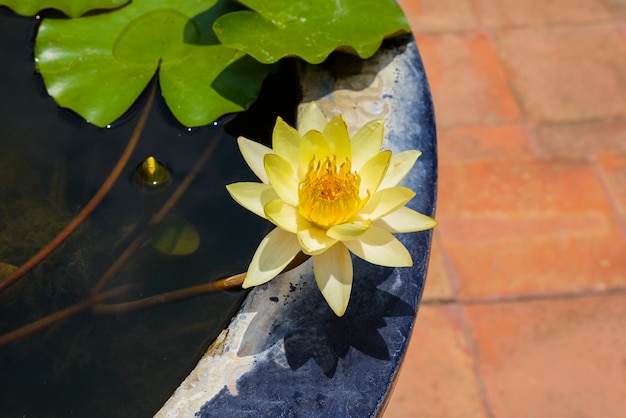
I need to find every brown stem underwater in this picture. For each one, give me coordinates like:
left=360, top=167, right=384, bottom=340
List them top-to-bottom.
left=0, top=86, right=156, bottom=294
left=90, top=129, right=224, bottom=294
left=93, top=252, right=312, bottom=315
left=92, top=273, right=245, bottom=314
left=0, top=285, right=134, bottom=347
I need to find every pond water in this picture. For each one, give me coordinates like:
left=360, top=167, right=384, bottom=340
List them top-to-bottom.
left=0, top=8, right=298, bottom=417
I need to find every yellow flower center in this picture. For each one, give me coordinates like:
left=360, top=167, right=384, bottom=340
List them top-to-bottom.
left=298, top=156, right=365, bottom=228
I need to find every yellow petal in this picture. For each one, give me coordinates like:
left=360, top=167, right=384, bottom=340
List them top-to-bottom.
left=298, top=102, right=328, bottom=135
left=323, top=115, right=351, bottom=163
left=272, top=117, right=301, bottom=172
left=350, top=119, right=384, bottom=171
left=299, top=130, right=332, bottom=178
left=237, top=136, right=272, bottom=184
left=358, top=150, right=391, bottom=199
left=378, top=150, right=421, bottom=190
left=264, top=154, right=299, bottom=206
left=226, top=182, right=279, bottom=219
left=359, top=186, right=416, bottom=221
left=264, top=199, right=311, bottom=233
left=374, top=206, right=438, bottom=233
left=326, top=220, right=372, bottom=241
left=343, top=225, right=413, bottom=267
left=297, top=227, right=337, bottom=255
left=243, top=228, right=301, bottom=288
left=313, top=244, right=353, bottom=317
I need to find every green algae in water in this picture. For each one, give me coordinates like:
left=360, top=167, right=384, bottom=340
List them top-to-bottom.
left=0, top=8, right=297, bottom=417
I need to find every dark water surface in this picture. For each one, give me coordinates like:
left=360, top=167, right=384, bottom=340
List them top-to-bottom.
left=0, top=8, right=296, bottom=417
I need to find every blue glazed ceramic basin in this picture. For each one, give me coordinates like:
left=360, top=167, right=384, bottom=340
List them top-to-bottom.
left=156, top=35, right=437, bottom=418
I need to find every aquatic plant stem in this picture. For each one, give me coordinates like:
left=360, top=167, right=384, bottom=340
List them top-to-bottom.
left=0, top=85, right=156, bottom=294
left=90, top=130, right=224, bottom=294
left=92, top=252, right=311, bottom=314
left=92, top=273, right=246, bottom=314
left=0, top=285, right=134, bottom=347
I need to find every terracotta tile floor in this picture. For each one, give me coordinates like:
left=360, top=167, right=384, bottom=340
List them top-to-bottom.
left=385, top=1, right=626, bottom=417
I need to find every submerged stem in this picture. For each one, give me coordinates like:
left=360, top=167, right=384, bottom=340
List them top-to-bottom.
left=0, top=85, right=156, bottom=294
left=90, top=129, right=224, bottom=294
left=93, top=252, right=311, bottom=314
left=92, top=273, right=246, bottom=314
left=0, top=285, right=134, bottom=347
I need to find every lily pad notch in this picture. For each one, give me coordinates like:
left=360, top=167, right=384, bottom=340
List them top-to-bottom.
left=3, top=0, right=411, bottom=128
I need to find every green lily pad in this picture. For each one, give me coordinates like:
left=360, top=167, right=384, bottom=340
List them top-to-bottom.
left=0, top=0, right=129, bottom=18
left=34, top=0, right=275, bottom=127
left=213, top=0, right=411, bottom=64
left=150, top=214, right=200, bottom=256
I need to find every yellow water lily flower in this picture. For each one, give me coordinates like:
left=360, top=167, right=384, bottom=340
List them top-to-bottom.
left=226, top=103, right=437, bottom=316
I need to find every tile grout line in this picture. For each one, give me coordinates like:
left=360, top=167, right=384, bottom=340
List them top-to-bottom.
left=469, top=0, right=484, bottom=29
left=597, top=0, right=626, bottom=24
left=424, top=4, right=496, bottom=413
left=479, top=22, right=528, bottom=131
left=522, top=121, right=544, bottom=158
left=589, top=153, right=626, bottom=242
left=430, top=231, right=462, bottom=305
left=431, top=234, right=495, bottom=417
left=422, top=285, right=626, bottom=306
left=449, top=302, right=495, bottom=418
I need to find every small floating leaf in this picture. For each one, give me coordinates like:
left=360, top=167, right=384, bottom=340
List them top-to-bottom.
left=0, top=0, right=129, bottom=18
left=34, top=0, right=275, bottom=127
left=213, top=0, right=411, bottom=64
left=134, top=156, right=172, bottom=190
left=150, top=214, right=200, bottom=256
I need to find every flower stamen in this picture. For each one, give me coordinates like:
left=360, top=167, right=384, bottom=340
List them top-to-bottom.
left=298, top=156, right=365, bottom=228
